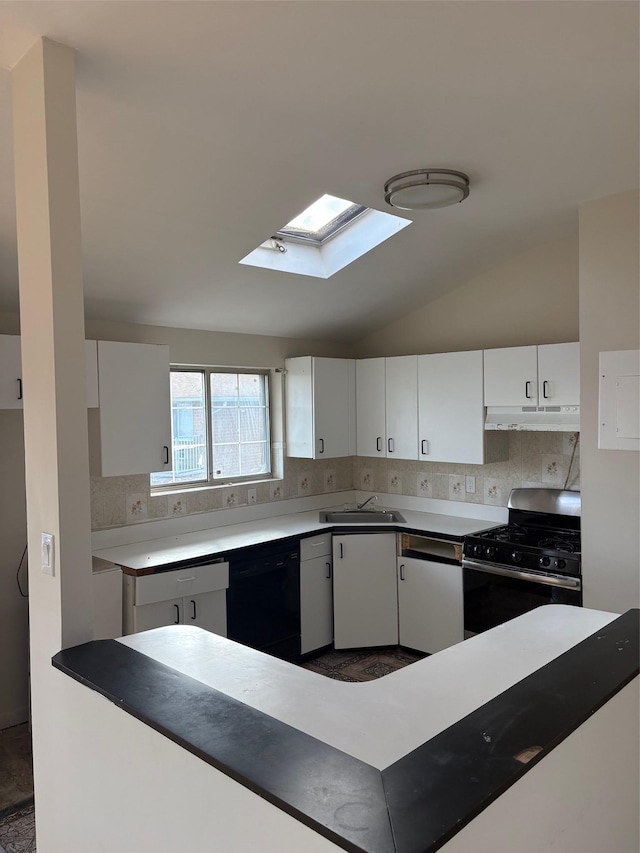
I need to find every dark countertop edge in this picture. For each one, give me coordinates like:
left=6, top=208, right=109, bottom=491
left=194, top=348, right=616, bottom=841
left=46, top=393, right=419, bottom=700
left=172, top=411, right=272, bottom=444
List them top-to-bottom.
left=117, top=523, right=475, bottom=575
left=52, top=609, right=639, bottom=853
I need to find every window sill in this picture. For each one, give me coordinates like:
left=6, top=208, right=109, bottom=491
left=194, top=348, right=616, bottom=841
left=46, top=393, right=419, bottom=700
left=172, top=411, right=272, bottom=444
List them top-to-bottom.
left=151, top=476, right=280, bottom=497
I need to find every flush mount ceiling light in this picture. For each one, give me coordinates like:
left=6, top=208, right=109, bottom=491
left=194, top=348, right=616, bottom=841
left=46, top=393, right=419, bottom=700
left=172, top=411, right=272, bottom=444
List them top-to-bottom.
left=384, top=169, right=470, bottom=211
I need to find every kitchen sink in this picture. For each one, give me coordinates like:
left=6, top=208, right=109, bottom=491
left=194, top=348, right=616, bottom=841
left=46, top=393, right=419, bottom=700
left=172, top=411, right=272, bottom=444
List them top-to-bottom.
left=319, top=510, right=406, bottom=524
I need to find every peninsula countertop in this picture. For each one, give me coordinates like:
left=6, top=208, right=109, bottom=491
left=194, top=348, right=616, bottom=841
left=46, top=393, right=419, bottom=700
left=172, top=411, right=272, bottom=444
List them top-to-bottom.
left=92, top=504, right=499, bottom=573
left=53, top=605, right=639, bottom=853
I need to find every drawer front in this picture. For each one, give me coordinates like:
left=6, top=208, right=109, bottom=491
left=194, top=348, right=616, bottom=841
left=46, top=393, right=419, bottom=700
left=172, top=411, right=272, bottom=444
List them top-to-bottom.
left=300, top=533, right=332, bottom=561
left=135, top=562, right=229, bottom=606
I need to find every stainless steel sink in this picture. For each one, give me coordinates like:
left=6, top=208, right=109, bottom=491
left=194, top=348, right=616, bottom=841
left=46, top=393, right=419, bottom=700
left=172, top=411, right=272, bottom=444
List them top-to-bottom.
left=319, top=510, right=406, bottom=524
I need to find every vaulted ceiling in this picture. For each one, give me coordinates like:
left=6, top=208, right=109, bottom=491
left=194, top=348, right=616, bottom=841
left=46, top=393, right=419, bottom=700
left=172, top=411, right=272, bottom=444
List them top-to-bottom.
left=0, top=1, right=638, bottom=342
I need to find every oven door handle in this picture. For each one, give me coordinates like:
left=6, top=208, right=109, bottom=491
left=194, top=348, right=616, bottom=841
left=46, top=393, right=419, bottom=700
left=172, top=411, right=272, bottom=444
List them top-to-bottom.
left=463, top=558, right=581, bottom=590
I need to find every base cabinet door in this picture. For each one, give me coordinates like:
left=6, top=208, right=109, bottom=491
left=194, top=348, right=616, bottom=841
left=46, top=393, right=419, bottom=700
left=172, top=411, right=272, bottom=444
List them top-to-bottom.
left=333, top=533, right=398, bottom=649
left=300, top=556, right=333, bottom=654
left=397, top=557, right=463, bottom=654
left=181, top=590, right=228, bottom=636
left=131, top=597, right=184, bottom=633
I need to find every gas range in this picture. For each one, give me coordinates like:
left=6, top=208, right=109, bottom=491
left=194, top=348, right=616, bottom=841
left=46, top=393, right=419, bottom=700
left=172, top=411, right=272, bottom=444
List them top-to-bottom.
left=463, top=488, right=581, bottom=580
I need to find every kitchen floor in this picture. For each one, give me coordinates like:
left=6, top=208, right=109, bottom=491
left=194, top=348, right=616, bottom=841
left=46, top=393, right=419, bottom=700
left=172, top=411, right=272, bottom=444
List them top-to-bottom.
left=300, top=645, right=427, bottom=681
left=0, top=724, right=35, bottom=853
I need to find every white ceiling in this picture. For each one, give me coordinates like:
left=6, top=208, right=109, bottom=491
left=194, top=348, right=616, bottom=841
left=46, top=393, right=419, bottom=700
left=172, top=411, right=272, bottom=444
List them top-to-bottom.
left=0, top=1, right=638, bottom=343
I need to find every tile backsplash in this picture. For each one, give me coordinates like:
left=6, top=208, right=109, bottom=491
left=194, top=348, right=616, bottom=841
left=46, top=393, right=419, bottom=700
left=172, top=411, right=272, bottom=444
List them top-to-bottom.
left=90, top=432, right=579, bottom=531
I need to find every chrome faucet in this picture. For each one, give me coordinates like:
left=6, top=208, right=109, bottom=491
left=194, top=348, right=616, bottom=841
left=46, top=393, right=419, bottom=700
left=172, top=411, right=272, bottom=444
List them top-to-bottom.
left=356, top=495, right=378, bottom=511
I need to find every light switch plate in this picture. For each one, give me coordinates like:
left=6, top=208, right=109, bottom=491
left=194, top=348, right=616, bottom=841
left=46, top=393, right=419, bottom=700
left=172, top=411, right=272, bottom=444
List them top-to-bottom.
left=465, top=476, right=476, bottom=494
left=41, top=532, right=55, bottom=576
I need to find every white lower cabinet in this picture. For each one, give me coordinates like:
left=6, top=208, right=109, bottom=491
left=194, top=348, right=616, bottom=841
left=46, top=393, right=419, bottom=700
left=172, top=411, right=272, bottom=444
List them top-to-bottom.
left=300, top=533, right=333, bottom=655
left=332, top=533, right=398, bottom=649
left=397, top=556, right=464, bottom=654
left=123, top=562, right=229, bottom=637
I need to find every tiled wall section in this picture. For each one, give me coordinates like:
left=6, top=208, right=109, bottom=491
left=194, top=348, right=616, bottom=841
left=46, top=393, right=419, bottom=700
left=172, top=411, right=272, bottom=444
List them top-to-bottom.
left=90, top=432, right=579, bottom=530
left=354, top=432, right=580, bottom=508
left=90, top=452, right=355, bottom=530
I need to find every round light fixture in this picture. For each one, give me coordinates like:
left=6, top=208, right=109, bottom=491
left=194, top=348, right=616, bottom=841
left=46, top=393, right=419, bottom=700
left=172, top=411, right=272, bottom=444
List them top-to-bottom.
left=384, top=169, right=470, bottom=211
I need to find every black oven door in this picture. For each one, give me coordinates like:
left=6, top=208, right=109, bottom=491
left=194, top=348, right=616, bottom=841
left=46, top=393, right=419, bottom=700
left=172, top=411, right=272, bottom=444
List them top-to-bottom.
left=463, top=561, right=582, bottom=636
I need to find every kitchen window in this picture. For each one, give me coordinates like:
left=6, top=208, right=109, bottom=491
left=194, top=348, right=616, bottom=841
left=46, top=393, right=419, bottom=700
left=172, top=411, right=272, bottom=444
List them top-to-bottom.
left=151, top=368, right=271, bottom=489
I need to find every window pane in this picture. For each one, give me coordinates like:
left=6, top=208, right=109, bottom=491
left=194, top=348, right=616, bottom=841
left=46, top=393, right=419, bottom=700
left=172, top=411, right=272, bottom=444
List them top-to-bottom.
left=151, top=371, right=208, bottom=487
left=210, top=372, right=270, bottom=480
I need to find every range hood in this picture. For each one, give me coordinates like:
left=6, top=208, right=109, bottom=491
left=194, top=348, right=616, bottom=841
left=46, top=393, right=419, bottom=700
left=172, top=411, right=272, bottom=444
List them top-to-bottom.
left=485, top=406, right=580, bottom=432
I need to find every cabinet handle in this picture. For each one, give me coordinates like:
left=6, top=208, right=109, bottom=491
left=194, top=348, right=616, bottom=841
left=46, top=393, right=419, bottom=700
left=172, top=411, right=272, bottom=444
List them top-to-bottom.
left=17, top=378, right=23, bottom=401
left=543, top=380, right=549, bottom=399
left=525, top=381, right=532, bottom=400
left=376, top=436, right=382, bottom=452
left=388, top=437, right=394, bottom=453
left=319, top=438, right=325, bottom=454
left=421, top=439, right=429, bottom=455
left=163, top=445, right=170, bottom=465
left=339, top=542, right=344, bottom=559
left=325, top=561, right=332, bottom=579
left=399, top=563, right=405, bottom=581
left=176, top=576, right=196, bottom=583
left=190, top=599, right=196, bottom=620
left=173, top=604, right=180, bottom=624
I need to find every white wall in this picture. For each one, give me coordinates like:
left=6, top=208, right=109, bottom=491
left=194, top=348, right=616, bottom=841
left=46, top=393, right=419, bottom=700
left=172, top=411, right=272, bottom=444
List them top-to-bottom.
left=579, top=190, right=640, bottom=612
left=352, top=237, right=578, bottom=357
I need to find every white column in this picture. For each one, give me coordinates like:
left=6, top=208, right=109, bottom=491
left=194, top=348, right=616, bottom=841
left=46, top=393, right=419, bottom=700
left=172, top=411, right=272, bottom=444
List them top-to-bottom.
left=12, top=36, right=93, bottom=849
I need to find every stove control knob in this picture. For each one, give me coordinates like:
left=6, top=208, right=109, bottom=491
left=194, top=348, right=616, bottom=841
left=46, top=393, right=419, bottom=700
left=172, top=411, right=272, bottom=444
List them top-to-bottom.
left=485, top=546, right=496, bottom=559
left=511, top=551, right=522, bottom=563
left=539, top=556, right=551, bottom=568
left=555, top=559, right=566, bottom=570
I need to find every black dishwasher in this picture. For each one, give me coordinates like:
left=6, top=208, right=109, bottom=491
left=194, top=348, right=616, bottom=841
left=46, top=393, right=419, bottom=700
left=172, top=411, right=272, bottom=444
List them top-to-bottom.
left=226, top=542, right=301, bottom=662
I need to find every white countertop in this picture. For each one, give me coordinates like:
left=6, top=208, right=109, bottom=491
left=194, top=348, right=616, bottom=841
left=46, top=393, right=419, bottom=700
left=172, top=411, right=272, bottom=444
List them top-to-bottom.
left=93, top=505, right=498, bottom=571
left=118, top=605, right=618, bottom=770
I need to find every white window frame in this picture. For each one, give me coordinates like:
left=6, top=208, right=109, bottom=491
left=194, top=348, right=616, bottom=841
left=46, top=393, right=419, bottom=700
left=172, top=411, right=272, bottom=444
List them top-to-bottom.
left=151, top=366, right=272, bottom=491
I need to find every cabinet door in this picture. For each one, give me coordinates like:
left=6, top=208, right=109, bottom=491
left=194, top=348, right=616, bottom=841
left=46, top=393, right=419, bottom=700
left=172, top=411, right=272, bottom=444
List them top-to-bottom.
left=0, top=335, right=23, bottom=409
left=85, top=340, right=99, bottom=408
left=96, top=341, right=172, bottom=476
left=537, top=342, right=580, bottom=405
left=484, top=345, right=538, bottom=406
left=418, top=351, right=484, bottom=464
left=385, top=355, right=418, bottom=460
left=313, top=357, right=356, bottom=458
left=356, top=358, right=386, bottom=457
left=333, top=533, right=398, bottom=649
left=300, top=555, right=334, bottom=654
left=398, top=557, right=463, bottom=654
left=182, top=590, right=227, bottom=637
left=132, top=597, right=183, bottom=633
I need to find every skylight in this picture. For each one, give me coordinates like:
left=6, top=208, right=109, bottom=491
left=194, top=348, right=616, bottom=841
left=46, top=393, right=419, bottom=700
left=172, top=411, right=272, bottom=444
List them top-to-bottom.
left=239, top=193, right=412, bottom=279
left=277, top=194, right=367, bottom=244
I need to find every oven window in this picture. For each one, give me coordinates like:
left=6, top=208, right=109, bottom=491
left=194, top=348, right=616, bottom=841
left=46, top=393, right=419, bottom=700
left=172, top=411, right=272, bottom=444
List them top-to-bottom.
left=463, top=569, right=582, bottom=635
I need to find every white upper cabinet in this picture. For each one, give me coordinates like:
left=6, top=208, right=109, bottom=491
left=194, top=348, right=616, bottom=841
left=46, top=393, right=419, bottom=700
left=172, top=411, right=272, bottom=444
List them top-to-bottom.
left=0, top=334, right=99, bottom=409
left=0, top=335, right=23, bottom=409
left=93, top=340, right=172, bottom=477
left=484, top=342, right=579, bottom=407
left=536, top=342, right=580, bottom=405
left=483, top=345, right=538, bottom=406
left=418, top=350, right=485, bottom=464
left=356, top=355, right=418, bottom=460
left=285, top=356, right=356, bottom=459
left=385, top=356, right=418, bottom=460
left=356, top=358, right=386, bottom=457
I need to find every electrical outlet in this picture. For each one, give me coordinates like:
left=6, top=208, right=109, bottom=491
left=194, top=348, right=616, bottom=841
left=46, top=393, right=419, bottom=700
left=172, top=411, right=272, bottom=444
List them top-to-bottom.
left=465, top=476, right=476, bottom=494
left=248, top=488, right=257, bottom=505
left=41, top=532, right=55, bottom=576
